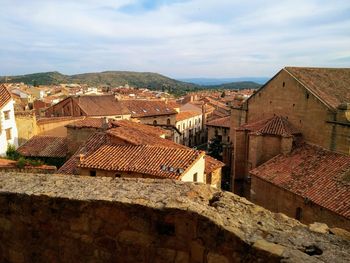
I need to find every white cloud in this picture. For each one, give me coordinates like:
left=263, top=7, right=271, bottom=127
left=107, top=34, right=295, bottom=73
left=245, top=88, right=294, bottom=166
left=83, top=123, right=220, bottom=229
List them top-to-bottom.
left=0, top=0, right=349, bottom=77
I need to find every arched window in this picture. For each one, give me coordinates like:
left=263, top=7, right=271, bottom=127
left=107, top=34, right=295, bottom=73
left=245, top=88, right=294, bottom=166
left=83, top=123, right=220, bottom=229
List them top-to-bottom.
left=167, top=118, right=171, bottom=125
left=153, top=120, right=157, bottom=125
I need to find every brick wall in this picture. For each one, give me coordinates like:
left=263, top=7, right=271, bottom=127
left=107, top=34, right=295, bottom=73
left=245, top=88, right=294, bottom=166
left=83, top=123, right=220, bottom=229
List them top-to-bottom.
left=0, top=173, right=348, bottom=263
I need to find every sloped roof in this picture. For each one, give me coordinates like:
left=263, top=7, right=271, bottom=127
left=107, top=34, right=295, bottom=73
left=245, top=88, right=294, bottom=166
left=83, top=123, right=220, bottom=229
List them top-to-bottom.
left=285, top=67, right=350, bottom=109
left=0, top=84, right=12, bottom=109
left=73, top=95, right=129, bottom=116
left=119, top=100, right=177, bottom=117
left=176, top=111, right=201, bottom=121
left=237, top=115, right=301, bottom=137
left=206, top=116, right=231, bottom=128
left=66, top=118, right=112, bottom=129
left=111, top=119, right=166, bottom=137
left=58, top=132, right=109, bottom=174
left=17, top=136, right=67, bottom=158
left=250, top=143, right=350, bottom=219
left=79, top=144, right=202, bottom=179
left=204, top=155, right=225, bottom=174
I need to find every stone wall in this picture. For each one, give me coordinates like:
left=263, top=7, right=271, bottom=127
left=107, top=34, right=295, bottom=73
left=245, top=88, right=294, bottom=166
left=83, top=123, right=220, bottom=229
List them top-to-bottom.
left=246, top=69, right=350, bottom=154
left=0, top=173, right=349, bottom=263
left=250, top=176, right=350, bottom=231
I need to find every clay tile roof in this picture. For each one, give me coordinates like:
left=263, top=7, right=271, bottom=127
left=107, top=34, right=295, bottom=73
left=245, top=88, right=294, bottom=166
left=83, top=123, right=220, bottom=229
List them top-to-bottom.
left=285, top=67, right=350, bottom=109
left=0, top=84, right=12, bottom=109
left=74, top=95, right=129, bottom=116
left=120, top=100, right=177, bottom=117
left=176, top=111, right=201, bottom=121
left=238, top=115, right=301, bottom=136
left=206, top=116, right=231, bottom=128
left=66, top=118, right=111, bottom=129
left=111, top=120, right=166, bottom=137
left=106, top=126, right=187, bottom=149
left=58, top=132, right=109, bottom=174
left=17, top=135, right=67, bottom=158
left=250, top=143, right=350, bottom=219
left=79, top=144, right=202, bottom=179
left=204, top=155, right=225, bottom=174
left=0, top=158, right=16, bottom=168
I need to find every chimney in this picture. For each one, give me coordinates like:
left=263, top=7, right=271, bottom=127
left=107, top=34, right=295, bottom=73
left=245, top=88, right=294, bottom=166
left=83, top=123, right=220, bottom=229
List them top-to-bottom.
left=102, top=117, right=109, bottom=130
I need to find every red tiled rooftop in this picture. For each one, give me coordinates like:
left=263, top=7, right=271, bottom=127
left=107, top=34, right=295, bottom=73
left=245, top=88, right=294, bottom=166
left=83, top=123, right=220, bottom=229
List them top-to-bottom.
left=285, top=67, right=350, bottom=109
left=0, top=84, right=12, bottom=109
left=120, top=100, right=177, bottom=117
left=176, top=111, right=201, bottom=121
left=237, top=115, right=301, bottom=137
left=206, top=116, right=231, bottom=128
left=66, top=118, right=111, bottom=129
left=111, top=120, right=166, bottom=137
left=58, top=132, right=109, bottom=174
left=17, top=136, right=67, bottom=158
left=250, top=143, right=350, bottom=219
left=79, top=144, right=203, bottom=179
left=204, top=155, right=225, bottom=174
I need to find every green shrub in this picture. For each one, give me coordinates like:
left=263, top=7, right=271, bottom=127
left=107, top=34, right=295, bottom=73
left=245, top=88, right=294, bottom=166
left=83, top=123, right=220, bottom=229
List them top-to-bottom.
left=6, top=144, right=20, bottom=160
left=16, top=157, right=27, bottom=169
left=27, top=159, right=43, bottom=167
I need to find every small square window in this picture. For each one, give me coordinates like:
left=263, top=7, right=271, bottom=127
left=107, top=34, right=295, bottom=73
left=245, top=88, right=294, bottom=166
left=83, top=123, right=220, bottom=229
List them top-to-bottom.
left=4, top=110, right=10, bottom=120
left=5, top=128, right=11, bottom=140
left=89, top=170, right=96, bottom=177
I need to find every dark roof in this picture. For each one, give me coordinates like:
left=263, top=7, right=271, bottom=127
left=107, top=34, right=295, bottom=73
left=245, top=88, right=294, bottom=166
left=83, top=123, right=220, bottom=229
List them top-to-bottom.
left=285, top=67, right=350, bottom=109
left=0, top=84, right=12, bottom=109
left=237, top=115, right=301, bottom=137
left=206, top=116, right=231, bottom=128
left=17, top=136, right=67, bottom=158
left=250, top=143, right=350, bottom=219
left=79, top=144, right=203, bottom=179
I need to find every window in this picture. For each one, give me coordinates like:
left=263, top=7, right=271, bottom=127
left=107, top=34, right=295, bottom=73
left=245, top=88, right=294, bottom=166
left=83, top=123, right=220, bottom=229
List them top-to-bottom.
left=3, top=110, right=10, bottom=120
left=167, top=118, right=171, bottom=125
left=153, top=120, right=157, bottom=125
left=189, top=121, right=192, bottom=127
left=183, top=123, right=185, bottom=129
left=177, top=125, right=180, bottom=130
left=5, top=128, right=11, bottom=140
left=89, top=170, right=96, bottom=177
left=193, top=172, right=198, bottom=182
left=115, top=173, right=121, bottom=178
left=206, top=173, right=212, bottom=184
left=295, top=207, right=302, bottom=220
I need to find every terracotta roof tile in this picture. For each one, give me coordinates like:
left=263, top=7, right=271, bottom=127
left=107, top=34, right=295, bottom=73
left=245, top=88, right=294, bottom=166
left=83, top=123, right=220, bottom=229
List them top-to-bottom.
left=285, top=67, right=350, bottom=109
left=0, top=84, right=12, bottom=109
left=74, top=95, right=129, bottom=116
left=120, top=100, right=177, bottom=117
left=176, top=111, right=201, bottom=121
left=238, top=115, right=301, bottom=136
left=206, top=116, right=231, bottom=128
left=66, top=118, right=111, bottom=129
left=111, top=120, right=166, bottom=137
left=58, top=132, right=109, bottom=174
left=17, top=135, right=67, bottom=158
left=250, top=143, right=350, bottom=219
left=79, top=144, right=202, bottom=179
left=204, top=155, right=225, bottom=174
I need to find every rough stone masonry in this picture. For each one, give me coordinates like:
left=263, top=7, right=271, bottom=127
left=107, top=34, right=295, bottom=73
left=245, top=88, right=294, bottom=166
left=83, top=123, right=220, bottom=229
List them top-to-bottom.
left=0, top=172, right=349, bottom=263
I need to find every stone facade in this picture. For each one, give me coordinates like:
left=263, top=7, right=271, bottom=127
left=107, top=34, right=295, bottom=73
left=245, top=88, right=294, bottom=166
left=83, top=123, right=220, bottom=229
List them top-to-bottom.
left=0, top=173, right=349, bottom=263
left=251, top=176, right=350, bottom=231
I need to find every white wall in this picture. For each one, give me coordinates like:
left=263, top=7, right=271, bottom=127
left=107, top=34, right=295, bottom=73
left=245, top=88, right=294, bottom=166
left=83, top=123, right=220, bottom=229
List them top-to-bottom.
left=0, top=100, right=19, bottom=156
left=181, top=155, right=205, bottom=183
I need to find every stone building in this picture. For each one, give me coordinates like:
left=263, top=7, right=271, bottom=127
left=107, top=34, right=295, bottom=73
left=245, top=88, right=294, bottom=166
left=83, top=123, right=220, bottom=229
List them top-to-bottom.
left=230, top=67, right=350, bottom=229
left=0, top=84, right=18, bottom=155
left=175, top=111, right=203, bottom=146
left=206, top=116, right=231, bottom=166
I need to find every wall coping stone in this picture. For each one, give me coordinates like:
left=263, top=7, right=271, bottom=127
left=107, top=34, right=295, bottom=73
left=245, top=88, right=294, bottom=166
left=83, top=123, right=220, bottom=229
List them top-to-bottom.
left=0, top=172, right=349, bottom=262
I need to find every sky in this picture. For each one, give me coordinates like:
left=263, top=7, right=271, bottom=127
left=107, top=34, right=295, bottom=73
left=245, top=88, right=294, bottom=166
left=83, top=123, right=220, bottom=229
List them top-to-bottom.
left=1, top=0, right=350, bottom=78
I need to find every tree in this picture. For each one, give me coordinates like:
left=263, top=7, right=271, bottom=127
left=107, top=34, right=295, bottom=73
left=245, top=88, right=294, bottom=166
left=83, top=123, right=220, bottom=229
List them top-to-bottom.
left=221, top=91, right=226, bottom=98
left=207, top=133, right=223, bottom=161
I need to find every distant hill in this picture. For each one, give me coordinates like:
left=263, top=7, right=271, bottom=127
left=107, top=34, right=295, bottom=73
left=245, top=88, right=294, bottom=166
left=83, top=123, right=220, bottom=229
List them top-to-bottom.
left=0, top=71, right=261, bottom=95
left=180, top=77, right=268, bottom=85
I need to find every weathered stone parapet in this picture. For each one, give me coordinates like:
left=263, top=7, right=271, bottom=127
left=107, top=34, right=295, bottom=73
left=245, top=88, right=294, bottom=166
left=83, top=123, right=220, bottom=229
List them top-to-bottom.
left=0, top=172, right=349, bottom=263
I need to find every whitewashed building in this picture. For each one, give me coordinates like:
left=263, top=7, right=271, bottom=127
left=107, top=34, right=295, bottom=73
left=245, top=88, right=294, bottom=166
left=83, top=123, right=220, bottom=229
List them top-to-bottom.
left=0, top=84, right=18, bottom=155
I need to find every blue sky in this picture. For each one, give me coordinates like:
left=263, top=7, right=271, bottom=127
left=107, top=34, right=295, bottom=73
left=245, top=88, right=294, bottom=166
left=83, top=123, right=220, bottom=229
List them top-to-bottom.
left=0, top=0, right=349, bottom=78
